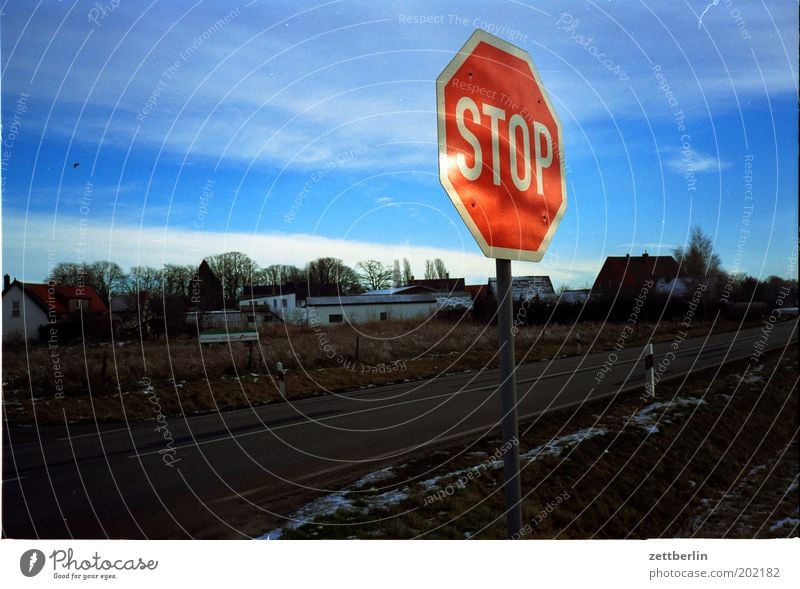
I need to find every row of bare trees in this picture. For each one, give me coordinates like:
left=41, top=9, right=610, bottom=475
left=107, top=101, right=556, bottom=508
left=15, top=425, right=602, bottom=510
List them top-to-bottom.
left=47, top=253, right=450, bottom=307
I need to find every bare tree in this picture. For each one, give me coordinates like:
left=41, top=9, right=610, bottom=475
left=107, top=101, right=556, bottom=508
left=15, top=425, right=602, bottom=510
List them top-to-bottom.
left=673, top=226, right=723, bottom=277
left=207, top=251, right=258, bottom=307
left=306, top=257, right=361, bottom=295
left=402, top=258, right=412, bottom=285
left=424, top=258, right=448, bottom=279
left=433, top=258, right=448, bottom=279
left=391, top=259, right=401, bottom=287
left=424, top=259, right=435, bottom=280
left=357, top=260, right=393, bottom=291
left=87, top=261, right=127, bottom=302
left=48, top=262, right=86, bottom=285
left=162, top=264, right=195, bottom=298
left=259, top=264, right=303, bottom=286
left=127, top=266, right=162, bottom=295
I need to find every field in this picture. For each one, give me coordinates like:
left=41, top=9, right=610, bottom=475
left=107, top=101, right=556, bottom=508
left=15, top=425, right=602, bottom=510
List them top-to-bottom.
left=2, top=317, right=764, bottom=425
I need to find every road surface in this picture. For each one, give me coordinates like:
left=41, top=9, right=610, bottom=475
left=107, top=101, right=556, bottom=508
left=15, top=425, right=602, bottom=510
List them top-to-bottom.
left=3, top=320, right=796, bottom=538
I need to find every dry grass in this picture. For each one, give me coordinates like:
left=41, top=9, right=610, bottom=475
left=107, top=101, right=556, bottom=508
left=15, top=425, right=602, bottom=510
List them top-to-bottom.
left=2, top=317, right=762, bottom=425
left=273, top=344, right=798, bottom=539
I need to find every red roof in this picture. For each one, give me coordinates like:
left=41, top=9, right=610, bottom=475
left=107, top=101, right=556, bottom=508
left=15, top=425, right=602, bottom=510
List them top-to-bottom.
left=592, top=255, right=681, bottom=293
left=17, top=282, right=108, bottom=315
left=465, top=284, right=489, bottom=299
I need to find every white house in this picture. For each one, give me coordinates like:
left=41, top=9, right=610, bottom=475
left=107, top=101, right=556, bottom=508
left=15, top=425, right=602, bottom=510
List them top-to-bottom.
left=2, top=276, right=108, bottom=342
left=3, top=282, right=49, bottom=341
left=239, top=293, right=306, bottom=326
left=306, top=294, right=437, bottom=325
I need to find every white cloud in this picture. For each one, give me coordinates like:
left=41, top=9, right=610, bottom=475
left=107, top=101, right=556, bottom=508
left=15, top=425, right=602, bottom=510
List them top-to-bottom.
left=666, top=149, right=731, bottom=174
left=3, top=213, right=602, bottom=288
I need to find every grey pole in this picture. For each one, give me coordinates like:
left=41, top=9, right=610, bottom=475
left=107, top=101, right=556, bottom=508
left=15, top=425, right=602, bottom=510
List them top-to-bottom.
left=496, top=258, right=523, bottom=538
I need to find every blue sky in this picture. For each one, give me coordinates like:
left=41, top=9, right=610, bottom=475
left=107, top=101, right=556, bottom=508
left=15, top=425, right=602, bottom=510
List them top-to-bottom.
left=2, top=0, right=797, bottom=287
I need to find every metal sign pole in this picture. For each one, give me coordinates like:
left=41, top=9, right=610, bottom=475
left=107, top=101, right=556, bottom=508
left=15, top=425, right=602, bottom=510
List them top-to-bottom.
left=496, top=258, right=523, bottom=538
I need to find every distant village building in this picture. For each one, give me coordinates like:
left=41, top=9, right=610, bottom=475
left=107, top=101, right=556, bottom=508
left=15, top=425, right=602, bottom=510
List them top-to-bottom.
left=591, top=253, right=681, bottom=299
left=191, top=259, right=224, bottom=311
left=2, top=275, right=107, bottom=341
left=488, top=275, right=556, bottom=302
left=408, top=277, right=465, bottom=293
left=365, top=282, right=472, bottom=312
left=558, top=289, right=590, bottom=304
left=239, top=293, right=306, bottom=326
left=306, top=293, right=438, bottom=325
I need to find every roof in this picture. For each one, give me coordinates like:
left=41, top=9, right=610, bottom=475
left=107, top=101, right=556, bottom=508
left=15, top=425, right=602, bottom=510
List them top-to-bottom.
left=592, top=254, right=681, bottom=292
left=488, top=275, right=556, bottom=298
left=408, top=277, right=465, bottom=293
left=6, top=280, right=108, bottom=315
left=465, top=284, right=489, bottom=299
left=362, top=285, right=435, bottom=296
left=307, top=294, right=436, bottom=306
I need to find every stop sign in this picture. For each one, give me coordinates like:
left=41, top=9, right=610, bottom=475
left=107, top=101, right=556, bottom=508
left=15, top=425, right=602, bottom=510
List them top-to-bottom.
left=437, top=30, right=567, bottom=262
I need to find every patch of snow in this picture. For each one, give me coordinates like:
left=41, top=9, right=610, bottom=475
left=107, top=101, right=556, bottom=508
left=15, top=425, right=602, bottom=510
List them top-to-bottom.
left=631, top=397, right=706, bottom=430
left=520, top=427, right=609, bottom=462
left=258, top=466, right=409, bottom=539
left=352, top=466, right=395, bottom=489
left=787, top=479, right=798, bottom=493
left=372, top=488, right=409, bottom=509
left=769, top=517, right=800, bottom=532
left=258, top=529, right=282, bottom=540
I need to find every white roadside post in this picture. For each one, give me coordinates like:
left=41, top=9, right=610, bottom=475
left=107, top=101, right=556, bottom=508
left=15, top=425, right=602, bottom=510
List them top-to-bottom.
left=645, top=343, right=655, bottom=397
left=276, top=362, right=286, bottom=397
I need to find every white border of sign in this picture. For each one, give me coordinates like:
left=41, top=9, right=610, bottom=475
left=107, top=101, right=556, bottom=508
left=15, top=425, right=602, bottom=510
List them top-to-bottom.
left=436, top=29, right=568, bottom=263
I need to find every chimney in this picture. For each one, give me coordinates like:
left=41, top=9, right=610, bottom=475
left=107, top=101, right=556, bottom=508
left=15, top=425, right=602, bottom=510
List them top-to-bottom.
left=642, top=250, right=649, bottom=259
left=3, top=274, right=10, bottom=290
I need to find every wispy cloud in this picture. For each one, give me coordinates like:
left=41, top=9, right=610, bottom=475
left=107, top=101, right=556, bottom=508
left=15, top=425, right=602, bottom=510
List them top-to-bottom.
left=666, top=149, right=731, bottom=174
left=3, top=213, right=602, bottom=288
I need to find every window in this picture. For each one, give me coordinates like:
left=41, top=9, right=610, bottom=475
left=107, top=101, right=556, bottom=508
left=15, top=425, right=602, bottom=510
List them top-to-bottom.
left=273, top=298, right=277, bottom=308
left=70, top=299, right=88, bottom=312
left=282, top=299, right=288, bottom=308
left=11, top=301, right=20, bottom=317
left=379, top=312, right=388, bottom=321
left=329, top=314, right=343, bottom=324
left=247, top=315, right=256, bottom=323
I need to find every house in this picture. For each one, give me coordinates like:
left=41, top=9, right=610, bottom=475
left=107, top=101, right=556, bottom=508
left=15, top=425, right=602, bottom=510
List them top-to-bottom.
left=591, top=253, right=681, bottom=299
left=2, top=275, right=107, bottom=341
left=488, top=275, right=556, bottom=302
left=241, top=282, right=310, bottom=306
left=239, top=293, right=306, bottom=326
left=306, top=294, right=438, bottom=325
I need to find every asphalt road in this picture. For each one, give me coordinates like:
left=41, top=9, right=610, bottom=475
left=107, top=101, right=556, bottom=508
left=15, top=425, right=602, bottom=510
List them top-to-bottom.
left=3, top=320, right=796, bottom=539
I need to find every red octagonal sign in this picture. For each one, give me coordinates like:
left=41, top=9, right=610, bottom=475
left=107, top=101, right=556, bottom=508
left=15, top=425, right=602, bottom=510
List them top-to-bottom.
left=437, top=30, right=567, bottom=262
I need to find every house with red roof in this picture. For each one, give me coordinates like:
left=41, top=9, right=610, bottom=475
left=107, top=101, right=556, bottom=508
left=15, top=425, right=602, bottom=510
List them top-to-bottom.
left=591, top=253, right=682, bottom=300
left=2, top=274, right=108, bottom=341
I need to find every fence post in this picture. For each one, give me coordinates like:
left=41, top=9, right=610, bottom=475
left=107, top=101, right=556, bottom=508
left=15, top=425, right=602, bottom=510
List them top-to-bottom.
left=645, top=343, right=655, bottom=397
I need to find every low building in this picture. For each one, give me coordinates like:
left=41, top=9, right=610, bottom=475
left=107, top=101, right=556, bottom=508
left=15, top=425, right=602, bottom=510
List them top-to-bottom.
left=488, top=275, right=556, bottom=301
left=2, top=276, right=107, bottom=341
left=239, top=293, right=306, bottom=326
left=306, top=294, right=437, bottom=325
